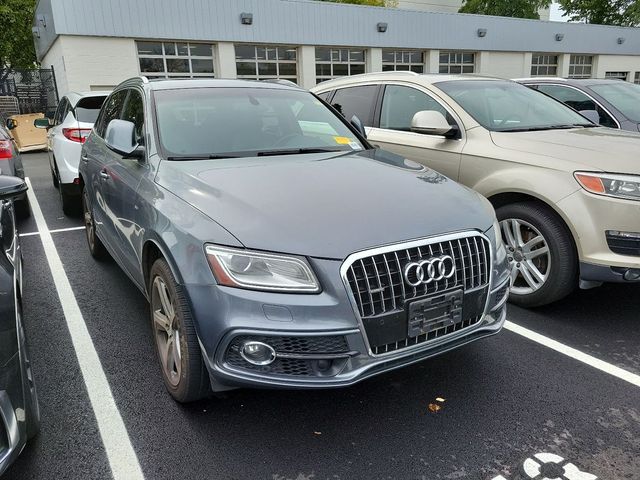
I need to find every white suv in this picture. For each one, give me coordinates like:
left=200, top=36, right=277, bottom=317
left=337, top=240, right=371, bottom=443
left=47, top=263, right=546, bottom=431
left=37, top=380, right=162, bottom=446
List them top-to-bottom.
left=37, top=92, right=109, bottom=214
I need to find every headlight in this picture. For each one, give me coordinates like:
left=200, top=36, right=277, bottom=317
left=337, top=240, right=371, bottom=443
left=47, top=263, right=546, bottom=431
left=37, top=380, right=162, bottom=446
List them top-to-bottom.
left=574, top=172, right=640, bottom=201
left=492, top=219, right=507, bottom=265
left=205, top=245, right=320, bottom=293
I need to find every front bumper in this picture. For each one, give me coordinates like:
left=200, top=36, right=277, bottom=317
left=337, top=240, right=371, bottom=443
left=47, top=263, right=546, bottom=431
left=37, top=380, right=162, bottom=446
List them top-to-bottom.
left=557, top=189, right=640, bottom=283
left=187, top=256, right=509, bottom=391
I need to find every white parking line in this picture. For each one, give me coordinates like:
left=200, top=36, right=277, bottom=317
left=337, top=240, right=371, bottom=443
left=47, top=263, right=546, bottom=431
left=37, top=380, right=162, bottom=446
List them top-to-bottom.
left=24, top=178, right=145, bottom=480
left=20, top=226, right=85, bottom=237
left=505, top=320, right=640, bottom=388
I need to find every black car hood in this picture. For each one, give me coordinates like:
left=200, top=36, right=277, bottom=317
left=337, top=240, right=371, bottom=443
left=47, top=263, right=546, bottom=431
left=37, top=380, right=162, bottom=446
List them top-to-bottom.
left=155, top=149, right=494, bottom=260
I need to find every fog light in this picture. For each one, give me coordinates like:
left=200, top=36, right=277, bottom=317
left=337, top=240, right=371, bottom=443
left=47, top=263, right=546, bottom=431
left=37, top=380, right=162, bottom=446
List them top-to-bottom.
left=623, top=268, right=640, bottom=281
left=239, top=341, right=276, bottom=366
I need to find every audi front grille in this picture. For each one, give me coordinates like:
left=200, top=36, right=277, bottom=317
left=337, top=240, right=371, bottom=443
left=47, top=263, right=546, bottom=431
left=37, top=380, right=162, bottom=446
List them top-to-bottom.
left=343, top=233, right=491, bottom=355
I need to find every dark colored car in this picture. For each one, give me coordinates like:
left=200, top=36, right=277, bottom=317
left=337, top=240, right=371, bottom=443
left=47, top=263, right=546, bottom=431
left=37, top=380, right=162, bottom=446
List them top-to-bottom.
left=79, top=77, right=510, bottom=403
left=517, top=78, right=640, bottom=132
left=0, top=125, right=29, bottom=218
left=0, top=175, right=39, bottom=476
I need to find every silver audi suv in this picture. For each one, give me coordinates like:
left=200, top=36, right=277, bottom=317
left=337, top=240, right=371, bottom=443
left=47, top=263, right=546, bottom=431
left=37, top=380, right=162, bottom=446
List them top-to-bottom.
left=79, top=77, right=510, bottom=402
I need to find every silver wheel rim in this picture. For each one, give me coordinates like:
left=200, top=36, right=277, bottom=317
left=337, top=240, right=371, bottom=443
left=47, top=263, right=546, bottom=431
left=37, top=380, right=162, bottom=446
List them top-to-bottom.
left=500, top=218, right=551, bottom=295
left=152, top=276, right=182, bottom=387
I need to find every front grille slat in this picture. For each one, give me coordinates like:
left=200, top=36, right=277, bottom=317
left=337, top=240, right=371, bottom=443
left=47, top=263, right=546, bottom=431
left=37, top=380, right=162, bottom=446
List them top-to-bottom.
left=345, top=234, right=491, bottom=355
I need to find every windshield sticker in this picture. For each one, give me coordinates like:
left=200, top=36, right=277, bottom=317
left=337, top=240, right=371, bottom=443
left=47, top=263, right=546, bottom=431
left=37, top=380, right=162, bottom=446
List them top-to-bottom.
left=334, top=136, right=351, bottom=145
left=349, top=141, right=363, bottom=151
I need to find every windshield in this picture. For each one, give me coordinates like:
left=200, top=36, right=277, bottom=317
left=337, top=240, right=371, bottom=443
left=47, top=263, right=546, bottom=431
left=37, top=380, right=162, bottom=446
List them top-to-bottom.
left=436, top=80, right=593, bottom=132
left=590, top=82, right=640, bottom=122
left=154, top=87, right=365, bottom=158
left=75, top=96, right=107, bottom=123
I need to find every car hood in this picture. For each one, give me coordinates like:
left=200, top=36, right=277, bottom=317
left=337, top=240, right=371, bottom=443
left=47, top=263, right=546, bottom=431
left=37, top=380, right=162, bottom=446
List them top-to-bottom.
left=490, top=127, right=640, bottom=174
left=155, top=149, right=494, bottom=260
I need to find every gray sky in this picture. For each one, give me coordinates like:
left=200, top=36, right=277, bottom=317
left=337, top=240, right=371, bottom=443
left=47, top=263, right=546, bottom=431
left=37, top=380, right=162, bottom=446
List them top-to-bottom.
left=549, top=2, right=568, bottom=22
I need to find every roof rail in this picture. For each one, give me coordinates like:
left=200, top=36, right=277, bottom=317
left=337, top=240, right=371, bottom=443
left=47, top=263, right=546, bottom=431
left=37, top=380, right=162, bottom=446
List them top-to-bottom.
left=261, top=79, right=301, bottom=88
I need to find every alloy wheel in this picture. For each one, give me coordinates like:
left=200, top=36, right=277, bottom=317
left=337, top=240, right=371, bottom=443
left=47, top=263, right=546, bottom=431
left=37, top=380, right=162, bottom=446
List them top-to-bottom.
left=500, top=218, right=551, bottom=295
left=152, top=276, right=182, bottom=387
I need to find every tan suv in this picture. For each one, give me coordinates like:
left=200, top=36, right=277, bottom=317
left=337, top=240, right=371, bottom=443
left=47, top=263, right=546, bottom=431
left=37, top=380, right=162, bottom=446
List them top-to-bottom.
left=312, top=73, right=640, bottom=307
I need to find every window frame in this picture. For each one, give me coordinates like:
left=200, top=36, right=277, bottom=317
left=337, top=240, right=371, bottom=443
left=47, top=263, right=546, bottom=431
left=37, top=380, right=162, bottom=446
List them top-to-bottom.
left=136, top=40, right=216, bottom=79
left=234, top=44, right=299, bottom=82
left=315, top=47, right=366, bottom=83
left=382, top=49, right=425, bottom=73
left=438, top=51, right=475, bottom=74
left=530, top=54, right=559, bottom=77
left=568, top=55, right=593, bottom=79
left=604, top=72, right=629, bottom=81
left=635, top=72, right=640, bottom=85
left=526, top=82, right=620, bottom=129
left=329, top=84, right=381, bottom=127
left=120, top=88, right=147, bottom=146
left=94, top=90, right=129, bottom=139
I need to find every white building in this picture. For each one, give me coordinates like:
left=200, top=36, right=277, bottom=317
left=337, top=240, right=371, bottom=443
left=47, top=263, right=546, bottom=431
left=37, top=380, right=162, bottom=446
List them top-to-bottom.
left=33, top=0, right=640, bottom=95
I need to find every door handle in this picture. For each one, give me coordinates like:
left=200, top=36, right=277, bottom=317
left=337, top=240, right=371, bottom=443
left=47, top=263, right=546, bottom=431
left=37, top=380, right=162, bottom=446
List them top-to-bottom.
left=81, top=154, right=89, bottom=163
left=99, top=170, right=110, bottom=180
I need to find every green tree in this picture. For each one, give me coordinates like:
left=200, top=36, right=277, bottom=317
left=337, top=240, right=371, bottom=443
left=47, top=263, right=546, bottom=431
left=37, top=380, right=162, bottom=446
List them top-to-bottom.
left=0, top=0, right=37, bottom=70
left=318, top=0, right=398, bottom=7
left=459, top=0, right=552, bottom=19
left=556, top=0, right=640, bottom=26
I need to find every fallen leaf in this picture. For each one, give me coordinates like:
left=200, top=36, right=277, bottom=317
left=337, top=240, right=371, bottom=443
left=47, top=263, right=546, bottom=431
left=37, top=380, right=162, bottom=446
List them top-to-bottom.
left=436, top=397, right=446, bottom=403
left=428, top=403, right=442, bottom=413
left=313, top=431, right=322, bottom=435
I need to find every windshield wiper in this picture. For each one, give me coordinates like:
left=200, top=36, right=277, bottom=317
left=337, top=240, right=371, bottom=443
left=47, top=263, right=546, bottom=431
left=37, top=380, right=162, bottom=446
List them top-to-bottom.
left=499, top=124, right=583, bottom=132
left=256, top=147, right=349, bottom=157
left=166, top=154, right=238, bottom=160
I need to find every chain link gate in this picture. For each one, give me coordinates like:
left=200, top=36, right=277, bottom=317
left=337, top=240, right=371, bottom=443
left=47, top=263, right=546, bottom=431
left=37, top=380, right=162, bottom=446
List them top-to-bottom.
left=0, top=67, right=59, bottom=124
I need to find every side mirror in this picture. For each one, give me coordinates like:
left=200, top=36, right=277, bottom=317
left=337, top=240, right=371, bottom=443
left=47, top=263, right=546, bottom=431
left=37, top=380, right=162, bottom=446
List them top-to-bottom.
left=411, top=110, right=457, bottom=138
left=578, top=110, right=600, bottom=125
left=350, top=115, right=367, bottom=139
left=5, top=118, right=17, bottom=130
left=34, top=118, right=51, bottom=129
left=105, top=119, right=144, bottom=158
left=0, top=176, right=27, bottom=201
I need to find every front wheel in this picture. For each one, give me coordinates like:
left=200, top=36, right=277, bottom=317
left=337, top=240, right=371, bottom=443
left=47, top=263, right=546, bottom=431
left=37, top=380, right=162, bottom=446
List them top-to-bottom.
left=496, top=201, right=577, bottom=307
left=149, top=258, right=210, bottom=403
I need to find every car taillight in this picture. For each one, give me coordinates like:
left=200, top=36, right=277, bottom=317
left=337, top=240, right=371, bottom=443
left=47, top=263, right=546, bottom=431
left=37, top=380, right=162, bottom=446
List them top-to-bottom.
left=62, top=128, right=92, bottom=143
left=0, top=140, right=12, bottom=159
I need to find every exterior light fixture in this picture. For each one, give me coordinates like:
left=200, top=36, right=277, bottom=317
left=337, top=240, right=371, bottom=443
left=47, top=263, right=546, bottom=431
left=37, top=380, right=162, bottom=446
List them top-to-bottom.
left=240, top=12, right=253, bottom=25
left=377, top=22, right=388, bottom=33
left=31, top=27, right=40, bottom=38
left=477, top=28, right=487, bottom=38
left=555, top=33, right=564, bottom=41
left=617, top=37, right=625, bottom=44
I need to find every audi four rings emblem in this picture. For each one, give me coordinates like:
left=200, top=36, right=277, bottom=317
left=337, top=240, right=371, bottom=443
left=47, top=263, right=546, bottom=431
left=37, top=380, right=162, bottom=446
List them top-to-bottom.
left=403, top=255, right=456, bottom=287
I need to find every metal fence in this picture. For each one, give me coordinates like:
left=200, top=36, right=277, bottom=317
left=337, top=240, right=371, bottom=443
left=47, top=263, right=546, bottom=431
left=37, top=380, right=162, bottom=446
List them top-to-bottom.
left=0, top=68, right=58, bottom=119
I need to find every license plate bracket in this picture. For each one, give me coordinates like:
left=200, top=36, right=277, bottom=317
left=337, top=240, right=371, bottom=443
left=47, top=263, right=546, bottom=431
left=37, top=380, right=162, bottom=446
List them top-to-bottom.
left=407, top=289, right=463, bottom=338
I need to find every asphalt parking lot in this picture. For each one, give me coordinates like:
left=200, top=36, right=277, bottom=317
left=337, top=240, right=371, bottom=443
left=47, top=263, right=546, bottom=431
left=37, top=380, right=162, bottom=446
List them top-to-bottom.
left=5, top=152, right=640, bottom=480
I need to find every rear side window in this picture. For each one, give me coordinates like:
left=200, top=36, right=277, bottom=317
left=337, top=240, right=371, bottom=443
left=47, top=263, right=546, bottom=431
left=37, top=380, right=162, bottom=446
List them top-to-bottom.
left=380, top=84, right=450, bottom=131
left=535, top=84, right=617, bottom=128
left=330, top=85, right=377, bottom=126
left=95, top=90, right=128, bottom=138
left=315, top=90, right=333, bottom=102
left=75, top=96, right=107, bottom=124
left=53, top=98, right=69, bottom=125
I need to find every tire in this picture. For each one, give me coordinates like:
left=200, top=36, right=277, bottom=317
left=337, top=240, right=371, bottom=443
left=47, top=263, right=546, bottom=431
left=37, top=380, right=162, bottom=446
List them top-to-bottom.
left=51, top=166, right=59, bottom=189
left=60, top=185, right=77, bottom=216
left=82, top=187, right=107, bottom=260
left=14, top=196, right=31, bottom=219
left=496, top=201, right=577, bottom=308
left=149, top=258, right=210, bottom=403
left=17, top=303, right=40, bottom=440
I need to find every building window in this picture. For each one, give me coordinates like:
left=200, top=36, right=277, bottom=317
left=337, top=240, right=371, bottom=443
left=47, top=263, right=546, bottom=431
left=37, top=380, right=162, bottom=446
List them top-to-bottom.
left=136, top=41, right=215, bottom=79
left=235, top=45, right=298, bottom=81
left=315, top=48, right=366, bottom=83
left=382, top=50, right=424, bottom=73
left=439, top=51, right=475, bottom=74
left=530, top=54, right=558, bottom=76
left=568, top=55, right=593, bottom=79
left=604, top=71, right=629, bottom=81
left=635, top=72, right=640, bottom=84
